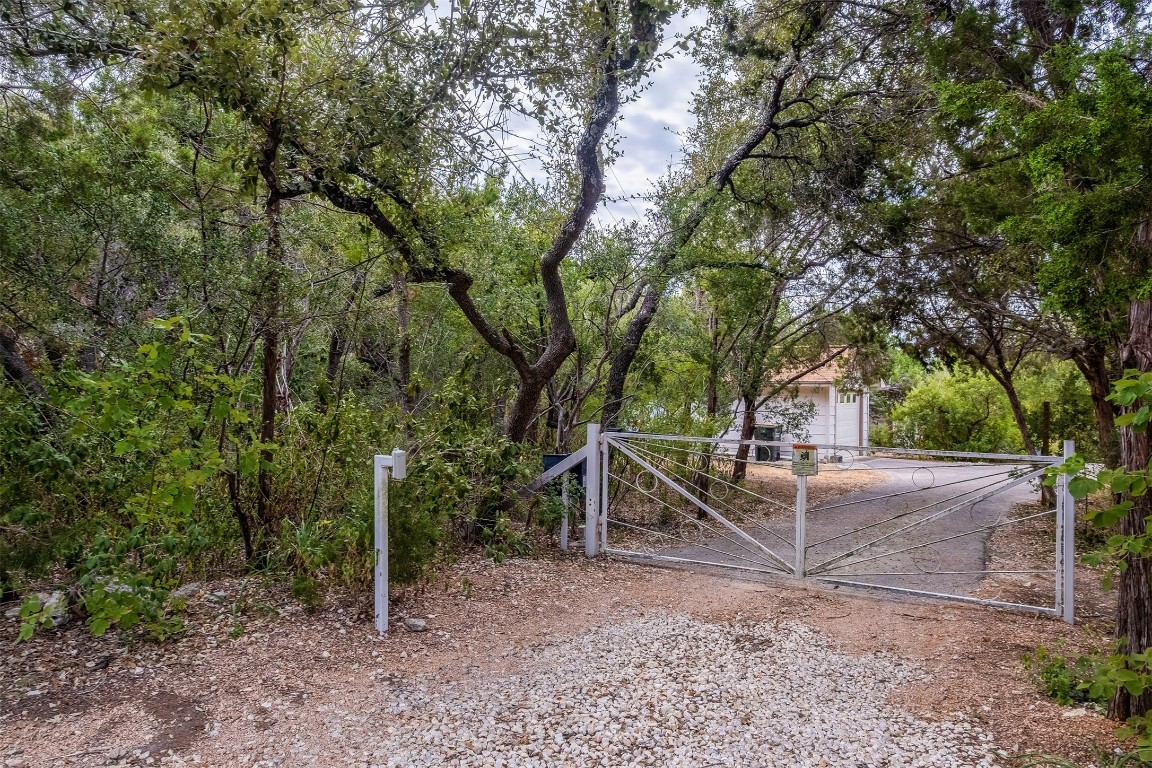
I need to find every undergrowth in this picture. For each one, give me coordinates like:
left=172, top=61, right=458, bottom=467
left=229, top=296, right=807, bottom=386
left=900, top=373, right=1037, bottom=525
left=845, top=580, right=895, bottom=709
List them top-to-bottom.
left=1022, top=643, right=1109, bottom=708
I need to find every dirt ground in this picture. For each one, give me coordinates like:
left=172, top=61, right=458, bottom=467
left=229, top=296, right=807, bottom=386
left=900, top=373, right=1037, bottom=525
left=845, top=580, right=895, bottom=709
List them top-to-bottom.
left=0, top=552, right=1123, bottom=768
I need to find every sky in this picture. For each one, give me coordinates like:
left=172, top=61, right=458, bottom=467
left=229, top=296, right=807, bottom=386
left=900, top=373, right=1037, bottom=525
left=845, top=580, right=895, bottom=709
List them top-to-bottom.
left=501, top=11, right=704, bottom=225
left=601, top=16, right=704, bottom=223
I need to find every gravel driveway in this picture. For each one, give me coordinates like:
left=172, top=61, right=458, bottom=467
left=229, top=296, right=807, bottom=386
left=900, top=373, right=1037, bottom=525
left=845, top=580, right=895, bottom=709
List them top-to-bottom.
left=1, top=556, right=1112, bottom=767
left=346, top=615, right=999, bottom=768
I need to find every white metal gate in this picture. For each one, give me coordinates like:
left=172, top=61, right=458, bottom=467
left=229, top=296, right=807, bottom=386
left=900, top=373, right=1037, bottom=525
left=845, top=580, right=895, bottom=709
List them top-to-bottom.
left=540, top=425, right=1076, bottom=622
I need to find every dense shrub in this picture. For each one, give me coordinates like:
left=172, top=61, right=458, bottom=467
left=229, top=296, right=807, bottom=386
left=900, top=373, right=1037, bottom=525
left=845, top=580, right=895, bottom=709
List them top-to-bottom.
left=1, top=319, right=538, bottom=641
left=879, top=360, right=1098, bottom=457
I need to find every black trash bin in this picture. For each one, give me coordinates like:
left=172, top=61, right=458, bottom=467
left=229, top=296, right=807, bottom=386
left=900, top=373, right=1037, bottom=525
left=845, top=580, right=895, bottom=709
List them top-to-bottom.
left=753, top=426, right=779, bottom=461
left=542, top=454, right=586, bottom=490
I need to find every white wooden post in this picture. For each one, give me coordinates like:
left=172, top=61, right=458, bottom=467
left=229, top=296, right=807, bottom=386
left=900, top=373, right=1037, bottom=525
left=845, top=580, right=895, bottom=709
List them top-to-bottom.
left=585, top=423, right=601, bottom=556
left=374, top=448, right=406, bottom=634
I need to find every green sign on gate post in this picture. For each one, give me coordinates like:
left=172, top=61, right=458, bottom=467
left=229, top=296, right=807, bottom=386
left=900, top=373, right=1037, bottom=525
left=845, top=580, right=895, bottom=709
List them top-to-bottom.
left=791, top=444, right=818, bottom=476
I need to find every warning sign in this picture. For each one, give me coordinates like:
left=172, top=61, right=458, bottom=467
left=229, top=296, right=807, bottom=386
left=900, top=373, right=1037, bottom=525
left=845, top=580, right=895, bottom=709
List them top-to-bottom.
left=791, top=444, right=818, bottom=476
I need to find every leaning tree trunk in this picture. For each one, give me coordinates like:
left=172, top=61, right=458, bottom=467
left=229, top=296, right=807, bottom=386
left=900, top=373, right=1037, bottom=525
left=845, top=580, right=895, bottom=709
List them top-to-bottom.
left=323, top=268, right=364, bottom=400
left=395, top=269, right=414, bottom=414
left=603, top=284, right=660, bottom=429
left=1110, top=297, right=1152, bottom=721
left=0, top=327, right=51, bottom=427
left=0, top=329, right=45, bottom=399
left=691, top=331, right=722, bottom=511
left=999, top=376, right=1055, bottom=504
left=1001, top=380, right=1037, bottom=456
left=731, top=394, right=757, bottom=483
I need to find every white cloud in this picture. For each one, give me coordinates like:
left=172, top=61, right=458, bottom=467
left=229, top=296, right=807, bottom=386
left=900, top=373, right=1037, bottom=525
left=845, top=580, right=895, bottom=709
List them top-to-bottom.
left=500, top=10, right=703, bottom=225
left=603, top=11, right=703, bottom=223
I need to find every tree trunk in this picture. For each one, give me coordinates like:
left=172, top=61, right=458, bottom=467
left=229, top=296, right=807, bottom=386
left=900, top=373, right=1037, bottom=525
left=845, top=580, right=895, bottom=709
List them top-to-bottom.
left=255, top=194, right=283, bottom=555
left=323, top=268, right=363, bottom=391
left=395, top=269, right=413, bottom=413
left=603, top=284, right=660, bottom=429
left=1110, top=297, right=1152, bottom=721
left=706, top=311, right=720, bottom=418
left=0, top=327, right=47, bottom=401
left=690, top=331, right=722, bottom=507
left=1073, top=342, right=1120, bottom=466
left=505, top=371, right=550, bottom=444
left=996, top=375, right=1054, bottom=504
left=997, top=375, right=1037, bottom=455
left=731, top=394, right=757, bottom=483
left=1040, top=401, right=1051, bottom=455
left=225, top=470, right=255, bottom=562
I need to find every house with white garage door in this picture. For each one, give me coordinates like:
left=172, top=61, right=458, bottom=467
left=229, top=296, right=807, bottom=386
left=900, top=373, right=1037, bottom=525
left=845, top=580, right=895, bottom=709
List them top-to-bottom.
left=719, top=363, right=871, bottom=458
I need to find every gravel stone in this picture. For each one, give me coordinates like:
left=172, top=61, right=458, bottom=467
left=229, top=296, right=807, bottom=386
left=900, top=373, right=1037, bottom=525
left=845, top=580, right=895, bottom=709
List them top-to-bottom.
left=172, top=581, right=204, bottom=599
left=37, top=591, right=69, bottom=628
left=374, top=614, right=1001, bottom=767
left=402, top=617, right=429, bottom=633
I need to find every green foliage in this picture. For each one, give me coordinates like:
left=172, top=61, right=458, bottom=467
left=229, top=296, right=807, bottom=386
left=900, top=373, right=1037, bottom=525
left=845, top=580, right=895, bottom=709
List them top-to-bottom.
left=2, top=307, right=546, bottom=639
left=3, top=318, right=250, bottom=640
left=884, top=361, right=1098, bottom=455
left=888, top=366, right=1027, bottom=453
left=268, top=368, right=537, bottom=597
left=1043, top=371, right=1152, bottom=755
left=1047, top=371, right=1152, bottom=584
left=290, top=574, right=324, bottom=611
left=17, top=594, right=61, bottom=642
left=1022, top=643, right=1108, bottom=708
left=1017, top=748, right=1152, bottom=768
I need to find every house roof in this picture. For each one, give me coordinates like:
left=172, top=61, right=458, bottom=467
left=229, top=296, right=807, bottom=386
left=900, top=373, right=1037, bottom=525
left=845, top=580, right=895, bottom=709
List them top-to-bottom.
left=771, top=349, right=851, bottom=387
left=789, top=361, right=844, bottom=385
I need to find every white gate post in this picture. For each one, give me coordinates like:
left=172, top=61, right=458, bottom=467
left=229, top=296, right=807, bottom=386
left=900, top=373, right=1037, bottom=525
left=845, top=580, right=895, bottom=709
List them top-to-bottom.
left=585, top=423, right=601, bottom=556
left=1061, top=439, right=1076, bottom=624
left=374, top=448, right=407, bottom=634
left=1054, top=464, right=1065, bottom=617
left=795, top=474, right=807, bottom=577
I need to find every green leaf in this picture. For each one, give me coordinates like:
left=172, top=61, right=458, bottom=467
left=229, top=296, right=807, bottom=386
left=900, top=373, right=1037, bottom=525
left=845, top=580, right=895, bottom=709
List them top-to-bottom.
left=1068, top=476, right=1099, bottom=499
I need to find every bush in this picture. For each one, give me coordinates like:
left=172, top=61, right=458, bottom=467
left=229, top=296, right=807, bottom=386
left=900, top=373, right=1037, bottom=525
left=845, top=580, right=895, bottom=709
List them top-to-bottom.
left=3, top=317, right=251, bottom=640
left=2, top=318, right=540, bottom=641
left=1022, top=643, right=1108, bottom=708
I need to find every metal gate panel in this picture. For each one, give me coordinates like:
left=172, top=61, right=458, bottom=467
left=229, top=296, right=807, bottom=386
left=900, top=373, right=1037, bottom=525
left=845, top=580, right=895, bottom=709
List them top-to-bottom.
left=577, top=430, right=1074, bottom=622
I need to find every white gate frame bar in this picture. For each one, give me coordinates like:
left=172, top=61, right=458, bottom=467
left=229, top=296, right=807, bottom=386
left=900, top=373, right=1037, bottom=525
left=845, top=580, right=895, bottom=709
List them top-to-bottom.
left=608, top=432, right=1065, bottom=464
left=525, top=446, right=591, bottom=493
left=814, top=578, right=1060, bottom=617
